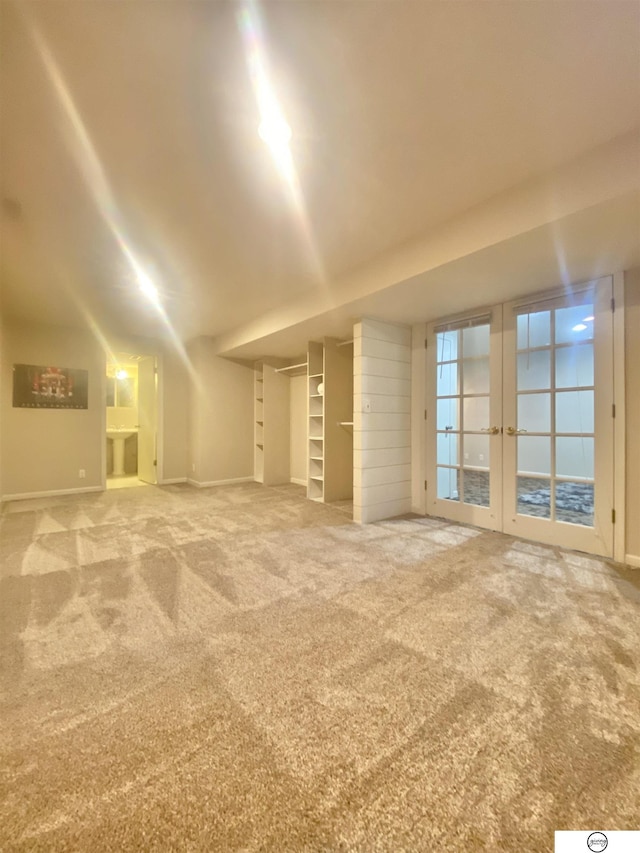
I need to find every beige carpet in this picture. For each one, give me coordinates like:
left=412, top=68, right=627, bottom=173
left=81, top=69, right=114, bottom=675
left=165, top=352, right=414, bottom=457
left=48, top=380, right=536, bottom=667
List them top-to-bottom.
left=0, top=482, right=638, bottom=851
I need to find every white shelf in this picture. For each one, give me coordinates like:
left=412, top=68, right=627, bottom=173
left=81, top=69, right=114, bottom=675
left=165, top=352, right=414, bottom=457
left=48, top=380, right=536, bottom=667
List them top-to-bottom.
left=255, top=362, right=289, bottom=486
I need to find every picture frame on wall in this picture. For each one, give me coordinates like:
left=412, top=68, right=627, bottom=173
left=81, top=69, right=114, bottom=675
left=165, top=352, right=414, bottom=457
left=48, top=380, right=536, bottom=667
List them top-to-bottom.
left=12, top=364, right=89, bottom=409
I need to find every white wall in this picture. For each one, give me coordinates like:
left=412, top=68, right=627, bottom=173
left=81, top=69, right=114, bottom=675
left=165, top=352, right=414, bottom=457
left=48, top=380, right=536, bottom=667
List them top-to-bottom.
left=354, top=318, right=412, bottom=523
left=188, top=338, right=254, bottom=485
left=289, top=373, right=307, bottom=485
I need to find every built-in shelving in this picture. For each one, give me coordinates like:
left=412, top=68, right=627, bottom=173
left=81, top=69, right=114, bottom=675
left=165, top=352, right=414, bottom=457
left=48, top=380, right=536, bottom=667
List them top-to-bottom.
left=305, top=338, right=353, bottom=507
left=307, top=342, right=324, bottom=502
left=254, top=362, right=290, bottom=485
left=254, top=363, right=264, bottom=483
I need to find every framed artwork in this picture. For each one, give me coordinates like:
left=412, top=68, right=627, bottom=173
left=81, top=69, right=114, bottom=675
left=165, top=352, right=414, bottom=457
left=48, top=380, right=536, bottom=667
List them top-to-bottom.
left=12, top=364, right=89, bottom=409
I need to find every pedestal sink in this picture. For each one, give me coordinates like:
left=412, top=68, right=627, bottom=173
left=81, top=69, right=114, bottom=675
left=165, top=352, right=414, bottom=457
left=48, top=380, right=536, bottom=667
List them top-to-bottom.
left=107, top=429, right=137, bottom=476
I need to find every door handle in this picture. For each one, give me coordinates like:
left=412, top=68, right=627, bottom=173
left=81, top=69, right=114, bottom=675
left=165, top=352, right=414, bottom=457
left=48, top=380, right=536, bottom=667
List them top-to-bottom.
left=505, top=426, right=528, bottom=435
left=481, top=427, right=500, bottom=435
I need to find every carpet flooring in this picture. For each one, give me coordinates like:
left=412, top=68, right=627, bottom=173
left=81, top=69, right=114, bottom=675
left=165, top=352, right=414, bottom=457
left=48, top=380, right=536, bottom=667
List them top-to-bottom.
left=0, top=482, right=639, bottom=851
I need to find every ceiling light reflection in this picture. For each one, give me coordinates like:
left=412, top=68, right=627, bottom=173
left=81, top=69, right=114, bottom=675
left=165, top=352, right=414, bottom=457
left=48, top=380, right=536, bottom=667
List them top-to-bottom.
left=237, top=1, right=325, bottom=283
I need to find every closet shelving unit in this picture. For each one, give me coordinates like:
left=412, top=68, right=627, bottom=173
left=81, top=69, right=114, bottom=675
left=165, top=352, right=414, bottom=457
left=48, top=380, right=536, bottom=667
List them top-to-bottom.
left=307, top=338, right=353, bottom=504
left=307, top=341, right=324, bottom=501
left=254, top=361, right=290, bottom=485
left=254, top=363, right=264, bottom=483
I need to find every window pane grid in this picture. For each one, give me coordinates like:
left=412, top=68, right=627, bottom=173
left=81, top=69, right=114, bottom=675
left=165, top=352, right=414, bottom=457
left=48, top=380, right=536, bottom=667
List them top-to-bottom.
left=516, top=303, right=595, bottom=527
left=436, top=321, right=491, bottom=507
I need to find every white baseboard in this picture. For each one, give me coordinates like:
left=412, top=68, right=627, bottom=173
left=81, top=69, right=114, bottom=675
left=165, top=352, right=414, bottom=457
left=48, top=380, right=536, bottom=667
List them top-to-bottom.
left=186, top=476, right=254, bottom=488
left=159, top=477, right=187, bottom=485
left=290, top=477, right=307, bottom=486
left=2, top=485, right=103, bottom=502
left=624, top=553, right=640, bottom=568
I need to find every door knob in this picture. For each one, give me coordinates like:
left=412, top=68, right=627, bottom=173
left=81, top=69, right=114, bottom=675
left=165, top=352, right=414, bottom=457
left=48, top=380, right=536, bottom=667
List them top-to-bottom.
left=481, top=426, right=500, bottom=435
left=505, top=426, right=528, bottom=435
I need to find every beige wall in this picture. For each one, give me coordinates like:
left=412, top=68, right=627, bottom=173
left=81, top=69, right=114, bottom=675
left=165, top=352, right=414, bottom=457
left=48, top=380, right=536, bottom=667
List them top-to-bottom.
left=625, top=268, right=640, bottom=562
left=0, top=314, right=4, bottom=501
left=0, top=321, right=189, bottom=497
left=1, top=321, right=105, bottom=497
left=188, top=338, right=254, bottom=484
left=160, top=348, right=189, bottom=482
left=289, top=374, right=307, bottom=484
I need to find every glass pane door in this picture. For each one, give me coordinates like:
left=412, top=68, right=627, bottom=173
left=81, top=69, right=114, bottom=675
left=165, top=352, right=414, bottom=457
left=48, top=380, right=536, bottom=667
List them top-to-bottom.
left=502, top=280, right=614, bottom=556
left=427, top=310, right=502, bottom=529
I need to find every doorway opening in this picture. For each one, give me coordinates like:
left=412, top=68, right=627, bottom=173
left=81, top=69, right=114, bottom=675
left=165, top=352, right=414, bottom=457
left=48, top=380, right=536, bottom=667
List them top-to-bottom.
left=106, top=352, right=158, bottom=489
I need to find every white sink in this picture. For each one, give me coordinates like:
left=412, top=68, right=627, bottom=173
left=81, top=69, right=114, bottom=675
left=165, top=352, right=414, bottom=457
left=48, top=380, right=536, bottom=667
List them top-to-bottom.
left=107, top=428, right=137, bottom=441
left=107, top=429, right=138, bottom=475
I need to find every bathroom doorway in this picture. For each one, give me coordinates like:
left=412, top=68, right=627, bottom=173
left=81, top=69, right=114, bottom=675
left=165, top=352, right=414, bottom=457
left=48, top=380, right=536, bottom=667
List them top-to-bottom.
left=106, top=352, right=158, bottom=488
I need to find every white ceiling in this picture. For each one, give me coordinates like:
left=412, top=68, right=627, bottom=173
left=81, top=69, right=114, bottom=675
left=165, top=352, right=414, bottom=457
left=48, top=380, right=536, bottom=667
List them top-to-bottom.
left=1, top=1, right=639, bottom=351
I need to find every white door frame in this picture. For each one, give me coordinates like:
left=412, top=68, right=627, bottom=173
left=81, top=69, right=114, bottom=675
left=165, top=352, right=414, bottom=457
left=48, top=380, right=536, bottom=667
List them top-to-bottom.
left=418, top=276, right=626, bottom=560
left=502, top=277, right=614, bottom=557
left=425, top=305, right=503, bottom=530
left=102, top=347, right=163, bottom=489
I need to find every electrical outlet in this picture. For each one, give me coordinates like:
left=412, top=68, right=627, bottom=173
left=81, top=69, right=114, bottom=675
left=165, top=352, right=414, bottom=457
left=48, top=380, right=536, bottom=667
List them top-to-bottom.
left=464, top=452, right=469, bottom=460
left=479, top=453, right=485, bottom=462
left=191, top=463, right=196, bottom=473
left=79, top=469, right=86, bottom=479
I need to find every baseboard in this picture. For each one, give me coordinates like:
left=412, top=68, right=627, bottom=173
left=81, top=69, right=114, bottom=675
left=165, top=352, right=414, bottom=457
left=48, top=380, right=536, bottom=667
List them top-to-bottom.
left=186, top=476, right=254, bottom=488
left=159, top=477, right=187, bottom=485
left=290, top=477, right=307, bottom=486
left=2, top=485, right=103, bottom=502
left=624, top=553, right=640, bottom=569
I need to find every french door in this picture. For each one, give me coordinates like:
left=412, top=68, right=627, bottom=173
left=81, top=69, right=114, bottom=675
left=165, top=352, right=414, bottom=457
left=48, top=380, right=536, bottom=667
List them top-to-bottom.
left=426, top=278, right=615, bottom=557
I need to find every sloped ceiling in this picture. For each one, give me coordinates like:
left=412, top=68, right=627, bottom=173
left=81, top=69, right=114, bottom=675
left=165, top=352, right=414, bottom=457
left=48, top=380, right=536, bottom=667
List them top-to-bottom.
left=1, top=0, right=639, bottom=348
